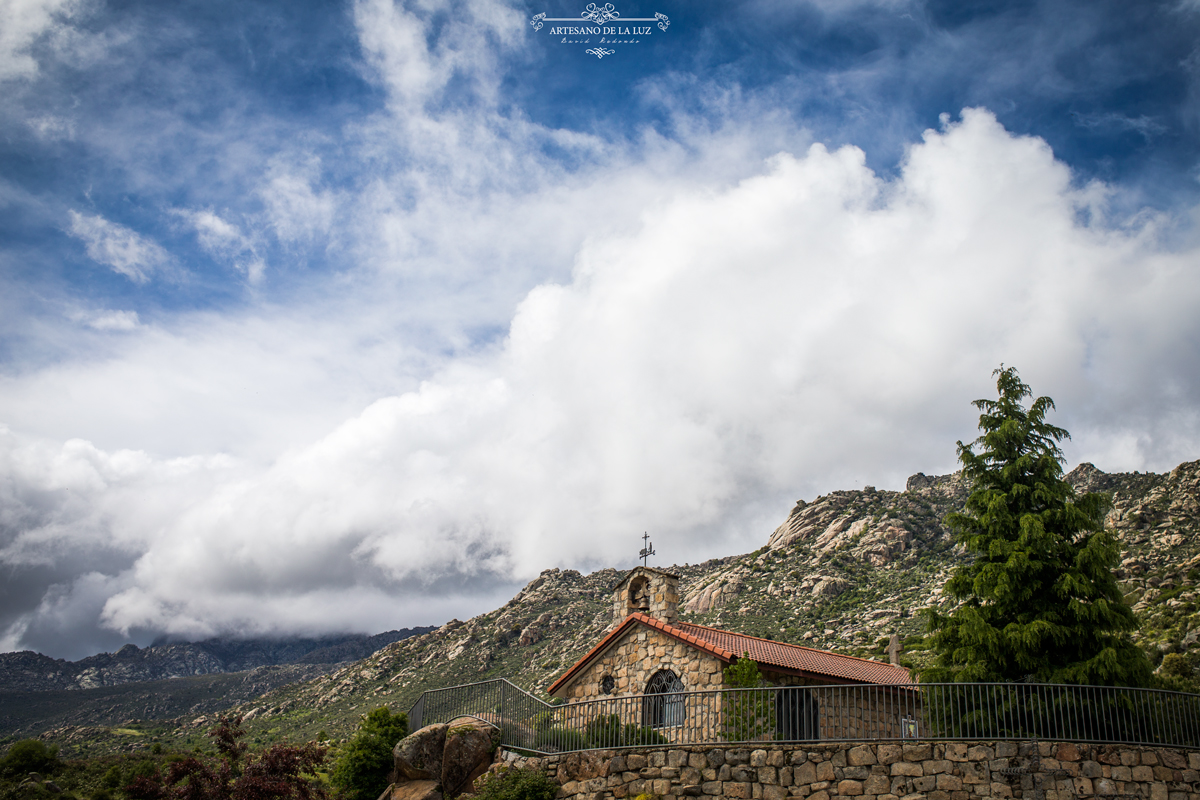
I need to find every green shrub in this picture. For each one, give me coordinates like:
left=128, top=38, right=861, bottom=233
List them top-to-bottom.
left=329, top=706, right=408, bottom=800
left=1, top=739, right=59, bottom=777
left=102, top=765, right=124, bottom=789
left=473, top=767, right=558, bottom=800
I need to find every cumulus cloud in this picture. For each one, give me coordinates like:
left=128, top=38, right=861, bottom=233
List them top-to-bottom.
left=4, top=110, right=1200, bottom=657
left=66, top=210, right=170, bottom=282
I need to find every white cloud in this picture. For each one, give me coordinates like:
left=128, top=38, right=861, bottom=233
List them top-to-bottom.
left=0, top=0, right=80, bottom=82
left=5, top=109, right=1200, bottom=655
left=177, top=208, right=265, bottom=283
left=66, top=210, right=169, bottom=282
left=69, top=309, right=140, bottom=331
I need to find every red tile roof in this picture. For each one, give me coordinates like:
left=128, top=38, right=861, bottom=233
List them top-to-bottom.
left=547, top=613, right=911, bottom=696
left=673, top=620, right=914, bottom=686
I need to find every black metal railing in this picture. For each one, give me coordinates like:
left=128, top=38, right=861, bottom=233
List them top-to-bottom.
left=407, top=681, right=1200, bottom=753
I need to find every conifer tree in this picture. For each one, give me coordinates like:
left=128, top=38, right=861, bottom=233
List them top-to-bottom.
left=921, top=367, right=1151, bottom=686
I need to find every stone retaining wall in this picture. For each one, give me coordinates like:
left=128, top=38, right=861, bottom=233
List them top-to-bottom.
left=495, top=741, right=1200, bottom=800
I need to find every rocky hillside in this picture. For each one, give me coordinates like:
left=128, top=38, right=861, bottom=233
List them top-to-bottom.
left=178, top=459, right=1200, bottom=750
left=0, top=628, right=435, bottom=692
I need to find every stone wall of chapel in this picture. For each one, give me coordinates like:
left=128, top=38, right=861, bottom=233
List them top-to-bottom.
left=564, top=626, right=725, bottom=703
left=766, top=673, right=917, bottom=741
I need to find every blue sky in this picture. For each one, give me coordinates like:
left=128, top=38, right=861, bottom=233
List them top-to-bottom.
left=2, top=0, right=1200, bottom=660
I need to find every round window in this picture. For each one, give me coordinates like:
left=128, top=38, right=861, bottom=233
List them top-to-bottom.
left=601, top=674, right=616, bottom=694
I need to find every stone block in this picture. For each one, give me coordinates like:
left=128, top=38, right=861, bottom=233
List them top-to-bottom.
left=945, top=743, right=968, bottom=762
left=995, top=743, right=1018, bottom=758
left=1055, top=743, right=1080, bottom=762
left=903, top=744, right=932, bottom=762
left=877, top=745, right=902, bottom=766
left=849, top=746, right=878, bottom=767
left=966, top=746, right=993, bottom=762
left=706, top=750, right=725, bottom=768
left=729, top=750, right=751, bottom=766
left=752, top=750, right=769, bottom=767
left=1119, top=750, right=1139, bottom=767
left=669, top=751, right=689, bottom=768
left=768, top=751, right=786, bottom=768
left=832, top=751, right=847, bottom=768
left=651, top=752, right=667, bottom=768
left=791, top=752, right=809, bottom=766
left=1143, top=752, right=1160, bottom=766
left=689, top=753, right=708, bottom=769
left=1190, top=753, right=1200, bottom=771
left=627, top=755, right=647, bottom=770
left=923, top=760, right=951, bottom=775
left=1081, top=761, right=1102, bottom=778
left=794, top=762, right=816, bottom=784
left=816, top=762, right=835, bottom=782
left=890, top=762, right=922, bottom=778
left=960, top=762, right=988, bottom=784
left=718, top=765, right=731, bottom=781
left=1133, top=765, right=1154, bottom=781
left=1154, top=765, right=1177, bottom=781
left=731, top=766, right=756, bottom=783
left=1111, top=766, right=1131, bottom=781
left=638, top=767, right=661, bottom=779
left=661, top=767, right=679, bottom=779
left=681, top=767, right=702, bottom=785
left=760, top=767, right=779, bottom=785
left=780, top=767, right=792, bottom=786
left=843, top=767, right=870, bottom=781
left=702, top=769, right=716, bottom=781
left=1185, top=769, right=1199, bottom=782
left=864, top=775, right=891, bottom=794
left=912, top=775, right=936, bottom=792
left=936, top=775, right=963, bottom=791
left=1094, top=778, right=1117, bottom=795
left=653, top=779, right=671, bottom=795
left=628, top=780, right=645, bottom=795
left=837, top=780, right=864, bottom=796
left=988, top=781, right=1013, bottom=798
left=701, top=782, right=722, bottom=795
left=725, top=783, right=752, bottom=799
left=1150, top=784, right=1168, bottom=800
left=681, top=786, right=703, bottom=797
left=764, top=786, right=789, bottom=800
left=809, top=792, right=829, bottom=800
left=1172, top=794, right=1190, bottom=800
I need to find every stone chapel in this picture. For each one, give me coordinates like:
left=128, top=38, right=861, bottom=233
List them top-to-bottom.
left=547, top=566, right=912, bottom=737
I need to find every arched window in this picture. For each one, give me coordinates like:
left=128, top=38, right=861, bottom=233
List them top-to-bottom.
left=643, top=669, right=685, bottom=728
left=775, top=686, right=819, bottom=741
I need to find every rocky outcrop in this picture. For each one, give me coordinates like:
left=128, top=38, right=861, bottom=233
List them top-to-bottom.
left=441, top=718, right=499, bottom=796
left=390, top=719, right=499, bottom=799
left=395, top=723, right=447, bottom=781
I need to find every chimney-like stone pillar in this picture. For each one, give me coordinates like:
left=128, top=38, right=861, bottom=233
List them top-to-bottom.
left=612, top=567, right=680, bottom=626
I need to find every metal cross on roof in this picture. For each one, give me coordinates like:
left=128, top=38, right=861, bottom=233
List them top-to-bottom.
left=639, top=531, right=655, bottom=566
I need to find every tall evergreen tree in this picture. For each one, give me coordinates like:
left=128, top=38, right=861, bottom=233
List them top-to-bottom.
left=921, top=367, right=1151, bottom=686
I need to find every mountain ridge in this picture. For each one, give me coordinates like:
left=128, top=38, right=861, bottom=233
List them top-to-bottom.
left=0, top=628, right=437, bottom=693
